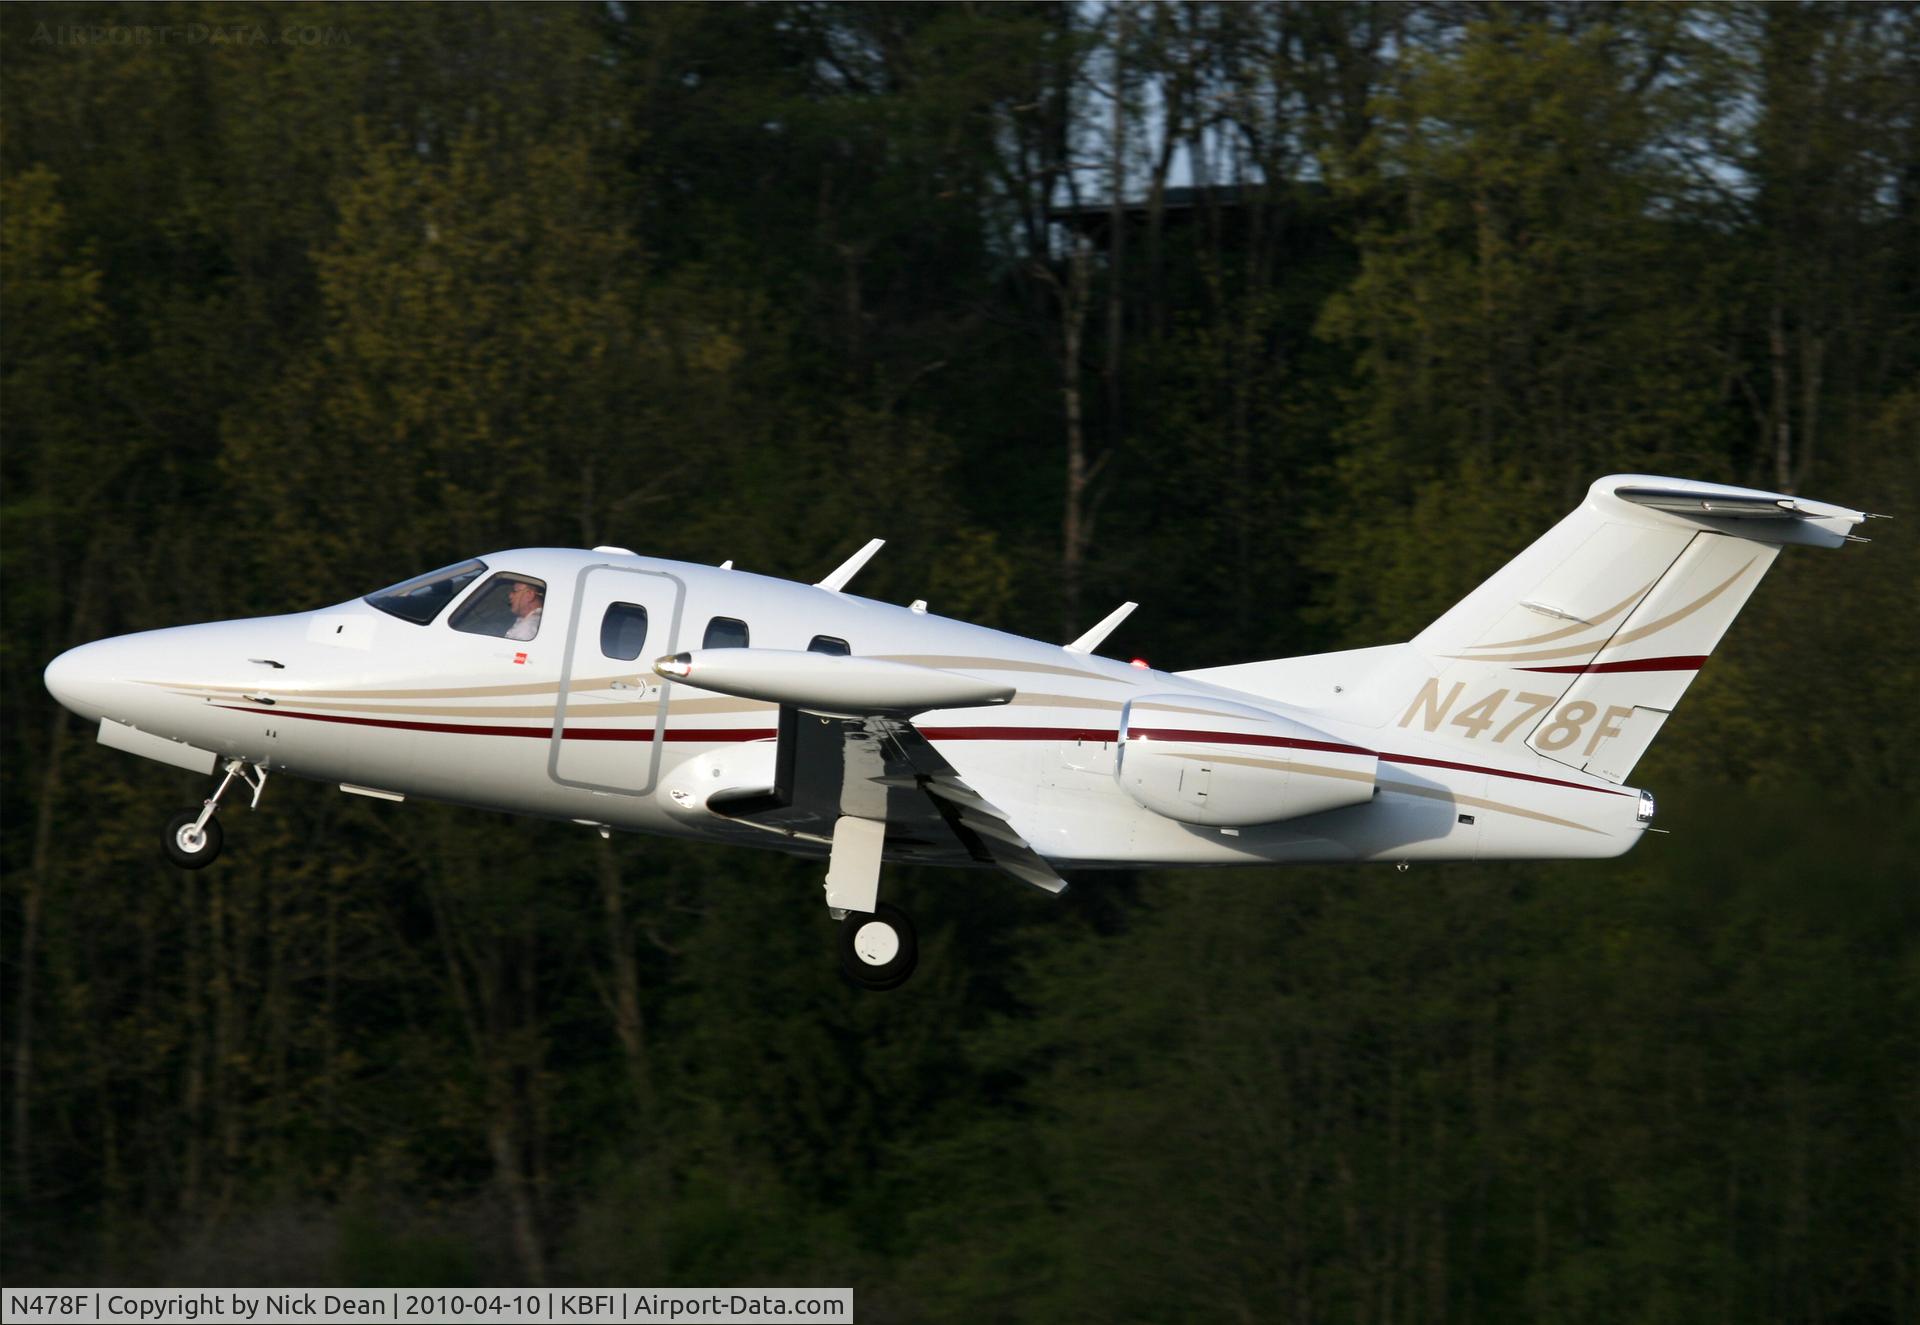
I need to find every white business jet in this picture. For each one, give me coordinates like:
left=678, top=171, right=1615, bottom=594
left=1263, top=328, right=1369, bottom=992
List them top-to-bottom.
left=44, top=475, right=1873, bottom=989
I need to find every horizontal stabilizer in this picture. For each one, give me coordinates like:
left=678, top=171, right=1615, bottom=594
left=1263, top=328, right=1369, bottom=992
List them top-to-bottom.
left=1607, top=477, right=1868, bottom=549
left=1616, top=488, right=1802, bottom=519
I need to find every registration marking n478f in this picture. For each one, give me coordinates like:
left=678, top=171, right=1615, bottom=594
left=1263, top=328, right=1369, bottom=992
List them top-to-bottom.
left=1399, top=680, right=1635, bottom=756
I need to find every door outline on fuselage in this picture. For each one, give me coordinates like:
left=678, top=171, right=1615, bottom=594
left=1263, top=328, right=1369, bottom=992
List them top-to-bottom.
left=548, top=564, right=687, bottom=795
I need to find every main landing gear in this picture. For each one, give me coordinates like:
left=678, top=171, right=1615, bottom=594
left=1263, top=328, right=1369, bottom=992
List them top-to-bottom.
left=164, top=758, right=267, bottom=870
left=824, top=815, right=918, bottom=991
left=839, top=904, right=918, bottom=992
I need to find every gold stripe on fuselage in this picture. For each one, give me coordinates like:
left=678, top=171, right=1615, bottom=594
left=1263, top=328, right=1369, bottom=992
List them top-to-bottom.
left=878, top=654, right=1115, bottom=681
left=141, top=674, right=645, bottom=700
left=154, top=684, right=772, bottom=720
left=1008, top=693, right=1125, bottom=713
left=1129, top=700, right=1269, bottom=720
left=1165, top=751, right=1376, bottom=785
left=1379, top=780, right=1604, bottom=834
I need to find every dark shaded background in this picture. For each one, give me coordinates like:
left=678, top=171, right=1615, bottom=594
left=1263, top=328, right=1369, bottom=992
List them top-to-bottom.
left=3, top=3, right=1916, bottom=1319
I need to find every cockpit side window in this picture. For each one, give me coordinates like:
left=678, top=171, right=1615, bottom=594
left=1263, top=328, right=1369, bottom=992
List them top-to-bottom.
left=365, top=559, right=488, bottom=626
left=449, top=573, right=547, bottom=641
left=703, top=616, right=749, bottom=649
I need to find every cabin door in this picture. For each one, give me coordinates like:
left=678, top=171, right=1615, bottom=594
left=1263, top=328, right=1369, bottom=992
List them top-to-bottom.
left=549, top=564, right=686, bottom=795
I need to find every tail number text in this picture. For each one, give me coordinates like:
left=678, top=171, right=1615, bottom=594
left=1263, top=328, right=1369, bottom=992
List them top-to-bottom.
left=1398, top=680, right=1632, bottom=756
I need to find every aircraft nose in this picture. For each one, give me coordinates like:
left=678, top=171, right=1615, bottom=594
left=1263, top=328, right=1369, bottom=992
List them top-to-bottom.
left=44, top=638, right=131, bottom=725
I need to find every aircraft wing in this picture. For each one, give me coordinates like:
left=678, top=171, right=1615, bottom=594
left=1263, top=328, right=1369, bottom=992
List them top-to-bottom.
left=708, top=707, right=1068, bottom=894
left=872, top=718, right=1069, bottom=893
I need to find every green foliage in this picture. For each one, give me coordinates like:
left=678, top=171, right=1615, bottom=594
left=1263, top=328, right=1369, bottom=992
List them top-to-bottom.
left=4, top=2, right=1917, bottom=1317
left=223, top=125, right=651, bottom=588
left=944, top=795, right=1919, bottom=1323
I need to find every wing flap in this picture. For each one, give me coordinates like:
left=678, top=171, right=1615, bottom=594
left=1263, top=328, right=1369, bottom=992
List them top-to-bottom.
left=701, top=707, right=1069, bottom=892
left=876, top=720, right=1071, bottom=894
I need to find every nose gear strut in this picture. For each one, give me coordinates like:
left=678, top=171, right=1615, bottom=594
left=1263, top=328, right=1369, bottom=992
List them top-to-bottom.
left=163, top=758, right=267, bottom=869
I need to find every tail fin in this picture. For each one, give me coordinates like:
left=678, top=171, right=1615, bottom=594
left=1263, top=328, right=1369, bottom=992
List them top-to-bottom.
left=1397, top=475, right=1869, bottom=782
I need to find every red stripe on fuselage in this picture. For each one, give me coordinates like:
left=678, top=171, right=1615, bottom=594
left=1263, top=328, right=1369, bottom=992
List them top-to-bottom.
left=216, top=706, right=552, bottom=738
left=229, top=709, right=1627, bottom=797
left=1115, top=724, right=1628, bottom=797
left=916, top=725, right=1116, bottom=744
left=1120, top=725, right=1373, bottom=758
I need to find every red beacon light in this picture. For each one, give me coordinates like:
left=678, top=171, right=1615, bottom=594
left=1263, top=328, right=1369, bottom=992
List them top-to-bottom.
left=1130, top=658, right=1149, bottom=669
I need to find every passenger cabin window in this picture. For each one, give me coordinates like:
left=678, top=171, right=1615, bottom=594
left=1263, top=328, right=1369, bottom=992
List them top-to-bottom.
left=364, top=559, right=487, bottom=626
left=449, top=573, right=547, bottom=641
left=601, top=604, right=650, bottom=660
left=703, top=616, right=749, bottom=649
left=808, top=635, right=851, bottom=656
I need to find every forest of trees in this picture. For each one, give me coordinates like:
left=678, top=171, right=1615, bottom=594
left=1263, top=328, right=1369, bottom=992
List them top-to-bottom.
left=3, top=3, right=1917, bottom=1319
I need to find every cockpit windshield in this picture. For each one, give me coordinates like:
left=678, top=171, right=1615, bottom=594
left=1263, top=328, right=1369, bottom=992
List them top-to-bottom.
left=364, top=559, right=488, bottom=625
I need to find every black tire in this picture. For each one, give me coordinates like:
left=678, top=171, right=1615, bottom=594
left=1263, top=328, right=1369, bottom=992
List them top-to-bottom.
left=164, top=809, right=223, bottom=869
left=838, top=903, right=918, bottom=991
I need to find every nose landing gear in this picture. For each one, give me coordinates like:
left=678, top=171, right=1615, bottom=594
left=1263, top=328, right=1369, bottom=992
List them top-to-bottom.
left=163, top=758, right=267, bottom=870
left=164, top=809, right=223, bottom=868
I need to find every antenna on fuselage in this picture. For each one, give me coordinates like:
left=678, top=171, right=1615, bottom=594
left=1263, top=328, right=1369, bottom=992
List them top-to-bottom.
left=815, top=538, right=885, bottom=593
left=1063, top=601, right=1138, bottom=655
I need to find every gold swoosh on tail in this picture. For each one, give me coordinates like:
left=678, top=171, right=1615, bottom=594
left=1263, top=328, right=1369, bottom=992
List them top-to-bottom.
left=1445, top=559, right=1753, bottom=665
left=1470, top=579, right=1655, bottom=650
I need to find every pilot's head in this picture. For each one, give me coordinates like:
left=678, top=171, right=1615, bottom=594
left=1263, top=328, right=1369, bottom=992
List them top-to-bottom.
left=508, top=581, right=543, bottom=619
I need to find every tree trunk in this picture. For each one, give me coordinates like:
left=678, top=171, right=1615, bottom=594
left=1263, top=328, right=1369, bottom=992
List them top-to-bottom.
left=1105, top=4, right=1128, bottom=465
left=1058, top=237, right=1094, bottom=635
left=1771, top=302, right=1795, bottom=491
left=11, top=709, right=65, bottom=1203
left=596, top=838, right=654, bottom=1121
left=489, top=1083, right=548, bottom=1286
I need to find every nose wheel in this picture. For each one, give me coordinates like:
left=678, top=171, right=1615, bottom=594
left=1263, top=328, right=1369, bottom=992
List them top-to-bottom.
left=162, top=758, right=267, bottom=870
left=165, top=810, right=224, bottom=868
left=838, top=903, right=918, bottom=991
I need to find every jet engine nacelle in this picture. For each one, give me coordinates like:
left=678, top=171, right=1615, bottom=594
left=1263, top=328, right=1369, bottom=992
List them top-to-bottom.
left=1116, top=694, right=1378, bottom=827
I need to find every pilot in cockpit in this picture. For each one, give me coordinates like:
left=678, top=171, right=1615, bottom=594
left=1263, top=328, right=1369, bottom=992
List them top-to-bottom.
left=504, top=580, right=544, bottom=641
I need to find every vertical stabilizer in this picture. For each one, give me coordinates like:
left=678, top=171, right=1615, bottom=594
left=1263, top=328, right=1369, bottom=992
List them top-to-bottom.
left=1390, top=476, right=1867, bottom=782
